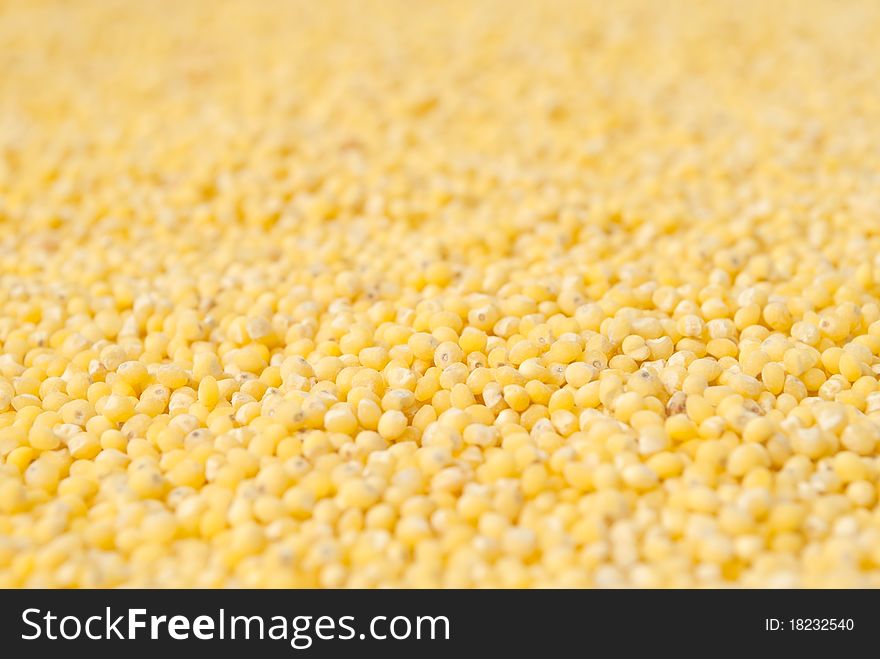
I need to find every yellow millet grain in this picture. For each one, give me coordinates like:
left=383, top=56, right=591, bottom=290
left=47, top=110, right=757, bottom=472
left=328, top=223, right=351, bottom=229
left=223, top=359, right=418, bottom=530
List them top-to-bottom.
left=2, top=0, right=880, bottom=588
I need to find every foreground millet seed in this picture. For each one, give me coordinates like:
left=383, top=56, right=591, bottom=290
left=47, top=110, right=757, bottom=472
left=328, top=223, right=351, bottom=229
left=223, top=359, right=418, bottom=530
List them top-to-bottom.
left=2, top=0, right=880, bottom=587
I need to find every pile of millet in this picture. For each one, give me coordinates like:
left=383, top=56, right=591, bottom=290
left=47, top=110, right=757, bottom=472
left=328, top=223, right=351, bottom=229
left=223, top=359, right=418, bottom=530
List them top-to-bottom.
left=2, top=0, right=880, bottom=587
